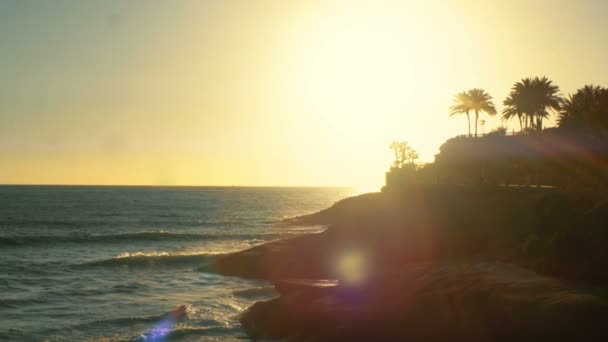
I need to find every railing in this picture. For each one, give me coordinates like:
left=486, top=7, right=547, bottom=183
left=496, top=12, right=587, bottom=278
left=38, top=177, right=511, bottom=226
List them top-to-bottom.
left=453, top=130, right=529, bottom=139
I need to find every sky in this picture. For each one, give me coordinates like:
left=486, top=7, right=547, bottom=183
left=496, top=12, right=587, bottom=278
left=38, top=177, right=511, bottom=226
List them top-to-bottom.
left=2, top=0, right=608, bottom=189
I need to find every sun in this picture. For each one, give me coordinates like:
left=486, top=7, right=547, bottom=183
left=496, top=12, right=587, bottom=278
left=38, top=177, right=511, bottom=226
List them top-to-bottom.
left=272, top=2, right=462, bottom=187
left=278, top=5, right=447, bottom=149
left=298, top=27, right=413, bottom=138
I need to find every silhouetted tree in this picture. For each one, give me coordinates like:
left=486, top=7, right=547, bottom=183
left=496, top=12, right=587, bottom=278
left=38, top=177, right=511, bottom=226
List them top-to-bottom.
left=503, top=77, right=561, bottom=132
left=533, top=77, right=561, bottom=130
left=503, top=78, right=535, bottom=130
left=559, top=85, right=608, bottom=134
left=468, top=88, right=497, bottom=137
left=450, top=91, right=472, bottom=136
left=502, top=92, right=524, bottom=132
left=488, top=126, right=507, bottom=136
left=389, top=141, right=418, bottom=168
left=389, top=141, right=405, bottom=168
left=405, top=148, right=419, bottom=166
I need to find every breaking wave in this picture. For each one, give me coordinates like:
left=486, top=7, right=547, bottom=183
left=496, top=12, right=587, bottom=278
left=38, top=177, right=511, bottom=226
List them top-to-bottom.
left=0, top=231, right=282, bottom=247
left=75, top=252, right=217, bottom=269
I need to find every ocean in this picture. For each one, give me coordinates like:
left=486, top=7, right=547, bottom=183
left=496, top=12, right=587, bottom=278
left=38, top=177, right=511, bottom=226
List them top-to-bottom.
left=0, top=186, right=356, bottom=341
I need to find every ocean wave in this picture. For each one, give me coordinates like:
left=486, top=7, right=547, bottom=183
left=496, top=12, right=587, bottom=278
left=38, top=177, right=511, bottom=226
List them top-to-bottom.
left=0, top=218, right=81, bottom=227
left=0, top=231, right=284, bottom=247
left=0, top=236, right=24, bottom=246
left=75, top=252, right=216, bottom=269
left=232, top=287, right=278, bottom=300
left=0, top=297, right=48, bottom=308
left=64, top=306, right=236, bottom=341
left=81, top=314, right=165, bottom=328
left=132, top=325, right=240, bottom=342
left=0, top=329, right=30, bottom=341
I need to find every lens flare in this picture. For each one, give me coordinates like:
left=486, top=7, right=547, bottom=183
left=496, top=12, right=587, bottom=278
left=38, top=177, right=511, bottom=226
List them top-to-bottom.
left=335, top=250, right=368, bottom=286
left=139, top=305, right=186, bottom=341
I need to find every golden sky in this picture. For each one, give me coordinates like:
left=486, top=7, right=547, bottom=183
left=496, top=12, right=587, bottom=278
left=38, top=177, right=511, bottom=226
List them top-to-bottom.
left=2, top=0, right=608, bottom=189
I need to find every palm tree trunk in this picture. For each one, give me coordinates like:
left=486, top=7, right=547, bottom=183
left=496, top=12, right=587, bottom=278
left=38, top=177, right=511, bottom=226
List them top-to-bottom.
left=474, top=110, right=479, bottom=137
left=466, top=113, right=471, bottom=137
left=518, top=116, right=523, bottom=132
left=538, top=117, right=543, bottom=131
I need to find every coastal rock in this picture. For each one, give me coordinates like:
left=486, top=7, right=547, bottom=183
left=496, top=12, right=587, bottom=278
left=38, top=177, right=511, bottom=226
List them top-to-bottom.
left=212, top=186, right=608, bottom=340
left=220, top=187, right=608, bottom=286
left=241, top=262, right=608, bottom=341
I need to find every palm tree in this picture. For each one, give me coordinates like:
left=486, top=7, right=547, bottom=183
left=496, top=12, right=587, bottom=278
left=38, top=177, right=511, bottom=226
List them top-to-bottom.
left=532, top=76, right=561, bottom=130
left=502, top=77, right=561, bottom=132
left=515, top=77, right=538, bottom=130
left=559, top=85, right=608, bottom=133
left=467, top=88, right=497, bottom=137
left=449, top=91, right=472, bottom=136
left=502, top=91, right=524, bottom=132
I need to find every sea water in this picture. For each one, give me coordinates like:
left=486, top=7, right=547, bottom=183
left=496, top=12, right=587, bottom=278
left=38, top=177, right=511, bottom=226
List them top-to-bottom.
left=0, top=186, right=355, bottom=341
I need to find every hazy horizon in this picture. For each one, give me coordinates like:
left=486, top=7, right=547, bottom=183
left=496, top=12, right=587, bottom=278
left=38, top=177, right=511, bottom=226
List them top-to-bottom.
left=3, top=0, right=608, bottom=188
left=0, top=183, right=354, bottom=188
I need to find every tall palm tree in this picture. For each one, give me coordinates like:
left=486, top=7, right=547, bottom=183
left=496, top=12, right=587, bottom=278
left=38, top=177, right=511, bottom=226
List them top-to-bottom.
left=532, top=76, right=561, bottom=130
left=502, top=77, right=561, bottom=132
left=515, top=77, right=538, bottom=130
left=467, top=88, right=497, bottom=137
left=449, top=91, right=472, bottom=136
left=502, top=91, right=524, bottom=132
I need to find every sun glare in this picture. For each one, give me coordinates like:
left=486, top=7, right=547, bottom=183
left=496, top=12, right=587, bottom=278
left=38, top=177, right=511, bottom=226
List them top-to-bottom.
left=278, top=3, right=452, bottom=180
left=296, top=27, right=415, bottom=140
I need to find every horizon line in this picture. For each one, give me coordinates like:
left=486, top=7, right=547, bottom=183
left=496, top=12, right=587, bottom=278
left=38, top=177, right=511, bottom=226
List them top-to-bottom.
left=0, top=183, right=356, bottom=189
